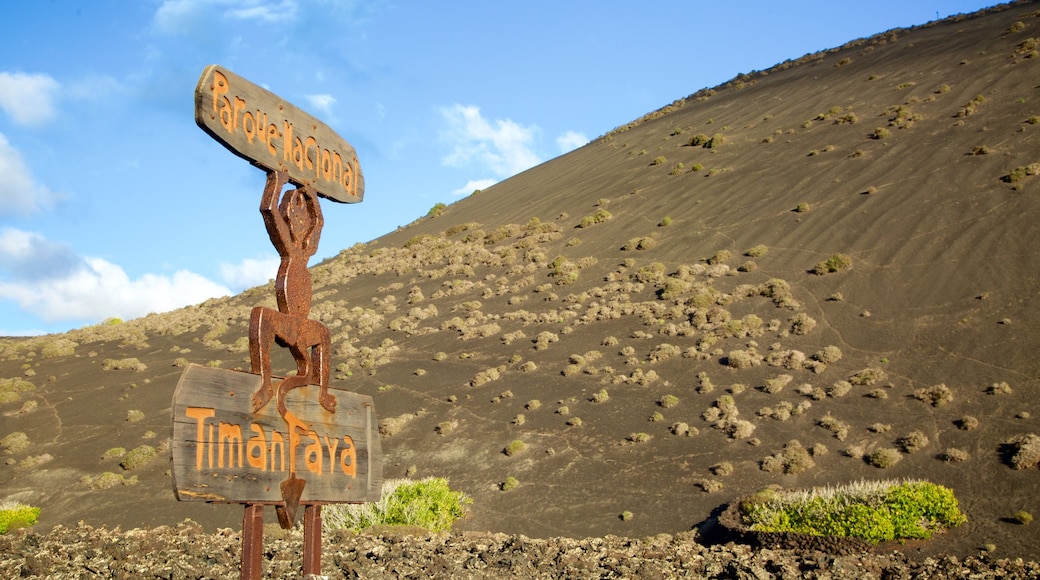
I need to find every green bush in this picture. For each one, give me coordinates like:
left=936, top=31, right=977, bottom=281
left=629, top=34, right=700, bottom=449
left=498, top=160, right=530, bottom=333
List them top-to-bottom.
left=427, top=202, right=448, bottom=217
left=120, top=445, right=157, bottom=470
left=322, top=477, right=471, bottom=533
left=741, top=480, right=966, bottom=543
left=0, top=502, right=40, bottom=534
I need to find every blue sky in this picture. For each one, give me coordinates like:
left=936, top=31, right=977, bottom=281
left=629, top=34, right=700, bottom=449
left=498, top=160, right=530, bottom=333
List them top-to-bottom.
left=0, top=0, right=996, bottom=336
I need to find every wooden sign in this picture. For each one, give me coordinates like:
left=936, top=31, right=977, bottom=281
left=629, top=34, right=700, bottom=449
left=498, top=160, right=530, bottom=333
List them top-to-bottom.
left=194, top=64, right=364, bottom=203
left=171, top=364, right=382, bottom=504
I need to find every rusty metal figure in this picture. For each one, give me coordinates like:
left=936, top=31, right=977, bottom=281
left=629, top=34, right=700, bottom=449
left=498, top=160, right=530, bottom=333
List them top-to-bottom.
left=248, top=170, right=335, bottom=417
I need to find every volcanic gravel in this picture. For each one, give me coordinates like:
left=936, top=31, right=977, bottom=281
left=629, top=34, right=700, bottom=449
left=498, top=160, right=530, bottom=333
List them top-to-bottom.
left=2, top=520, right=1040, bottom=579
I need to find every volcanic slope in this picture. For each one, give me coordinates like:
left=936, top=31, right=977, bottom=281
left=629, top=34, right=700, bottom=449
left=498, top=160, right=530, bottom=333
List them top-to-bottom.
left=2, top=0, right=1040, bottom=561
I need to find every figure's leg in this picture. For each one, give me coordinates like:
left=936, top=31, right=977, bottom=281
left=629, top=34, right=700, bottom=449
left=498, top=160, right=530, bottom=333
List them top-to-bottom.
left=249, top=307, right=278, bottom=413
left=308, top=321, right=335, bottom=413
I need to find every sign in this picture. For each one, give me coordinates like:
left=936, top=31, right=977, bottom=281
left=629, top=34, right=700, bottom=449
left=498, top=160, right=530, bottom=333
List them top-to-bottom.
left=194, top=64, right=364, bottom=204
left=171, top=364, right=382, bottom=504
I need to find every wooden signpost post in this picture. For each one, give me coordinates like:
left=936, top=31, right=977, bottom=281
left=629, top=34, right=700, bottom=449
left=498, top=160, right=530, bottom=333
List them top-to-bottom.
left=173, top=64, right=380, bottom=580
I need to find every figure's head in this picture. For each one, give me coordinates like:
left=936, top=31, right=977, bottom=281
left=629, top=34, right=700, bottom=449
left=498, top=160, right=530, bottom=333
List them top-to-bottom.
left=281, top=187, right=321, bottom=245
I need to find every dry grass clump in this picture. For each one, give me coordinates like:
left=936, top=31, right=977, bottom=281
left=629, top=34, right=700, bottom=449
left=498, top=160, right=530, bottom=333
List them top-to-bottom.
left=578, top=209, right=612, bottom=228
left=622, top=236, right=656, bottom=251
left=811, top=253, right=853, bottom=275
left=788, top=313, right=816, bottom=335
left=533, top=331, right=560, bottom=350
left=813, top=346, right=843, bottom=364
left=726, top=349, right=762, bottom=369
left=102, top=358, right=147, bottom=372
left=849, top=367, right=887, bottom=386
left=761, top=374, right=793, bottom=394
left=0, top=378, right=36, bottom=405
left=826, top=380, right=852, bottom=398
left=987, top=381, right=1013, bottom=395
left=913, top=383, right=953, bottom=407
left=379, top=412, right=422, bottom=437
left=817, top=413, right=849, bottom=441
left=956, top=416, right=979, bottom=430
left=436, top=420, right=458, bottom=436
left=898, top=430, right=930, bottom=453
left=1, top=431, right=31, bottom=454
left=627, top=432, right=652, bottom=444
left=1003, top=434, right=1040, bottom=469
left=503, top=440, right=527, bottom=456
left=760, top=440, right=815, bottom=474
left=119, top=445, right=157, bottom=471
left=867, top=448, right=902, bottom=468
left=942, top=448, right=970, bottom=462
left=710, top=461, right=734, bottom=476
left=81, top=472, right=138, bottom=490
left=695, top=479, right=724, bottom=493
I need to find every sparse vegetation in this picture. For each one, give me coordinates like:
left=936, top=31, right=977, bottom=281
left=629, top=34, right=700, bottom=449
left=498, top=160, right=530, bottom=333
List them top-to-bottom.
left=812, top=254, right=853, bottom=275
left=322, top=478, right=470, bottom=533
left=740, top=479, right=966, bottom=543
left=0, top=502, right=40, bottom=534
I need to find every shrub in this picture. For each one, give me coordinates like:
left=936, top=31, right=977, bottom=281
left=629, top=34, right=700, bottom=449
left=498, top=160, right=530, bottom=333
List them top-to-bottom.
left=871, top=127, right=890, bottom=139
left=688, top=134, right=710, bottom=147
left=650, top=156, right=667, bottom=166
left=1002, top=163, right=1040, bottom=183
left=427, top=202, right=448, bottom=217
left=745, top=244, right=768, bottom=258
left=811, top=254, right=852, bottom=275
left=813, top=346, right=843, bottom=364
left=102, top=358, right=147, bottom=371
left=0, top=378, right=35, bottom=404
left=913, top=383, right=953, bottom=407
left=660, top=394, right=680, bottom=408
left=898, top=430, right=930, bottom=453
left=1, top=431, right=30, bottom=453
left=627, top=432, right=652, bottom=443
left=1004, top=433, right=1040, bottom=469
left=504, top=440, right=527, bottom=456
left=760, top=440, right=815, bottom=474
left=120, top=445, right=157, bottom=470
left=868, top=448, right=902, bottom=468
left=501, top=476, right=520, bottom=491
left=322, top=478, right=470, bottom=533
left=741, top=479, right=966, bottom=543
left=0, top=502, right=40, bottom=534
left=1014, top=511, right=1034, bottom=525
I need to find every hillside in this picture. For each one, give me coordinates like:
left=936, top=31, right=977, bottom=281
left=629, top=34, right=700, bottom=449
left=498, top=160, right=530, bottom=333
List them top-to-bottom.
left=2, top=0, right=1040, bottom=562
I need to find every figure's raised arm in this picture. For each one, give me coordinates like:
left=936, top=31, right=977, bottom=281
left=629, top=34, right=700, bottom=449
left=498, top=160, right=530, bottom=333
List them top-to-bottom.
left=260, top=170, right=292, bottom=254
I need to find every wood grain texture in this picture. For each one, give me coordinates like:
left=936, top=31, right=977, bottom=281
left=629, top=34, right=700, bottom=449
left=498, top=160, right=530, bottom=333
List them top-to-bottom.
left=194, top=64, right=364, bottom=204
left=171, top=364, right=382, bottom=504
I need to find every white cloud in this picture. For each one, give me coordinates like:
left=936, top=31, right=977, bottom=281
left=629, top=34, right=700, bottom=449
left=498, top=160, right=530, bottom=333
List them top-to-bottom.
left=155, top=0, right=299, bottom=33
left=0, top=71, right=60, bottom=126
left=305, top=93, right=336, bottom=119
left=440, top=104, right=541, bottom=177
left=556, top=130, right=589, bottom=153
left=0, top=133, right=63, bottom=216
left=451, top=178, right=497, bottom=197
left=0, top=228, right=81, bottom=280
left=0, top=229, right=230, bottom=324
left=220, top=256, right=280, bottom=290
left=0, top=259, right=230, bottom=323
